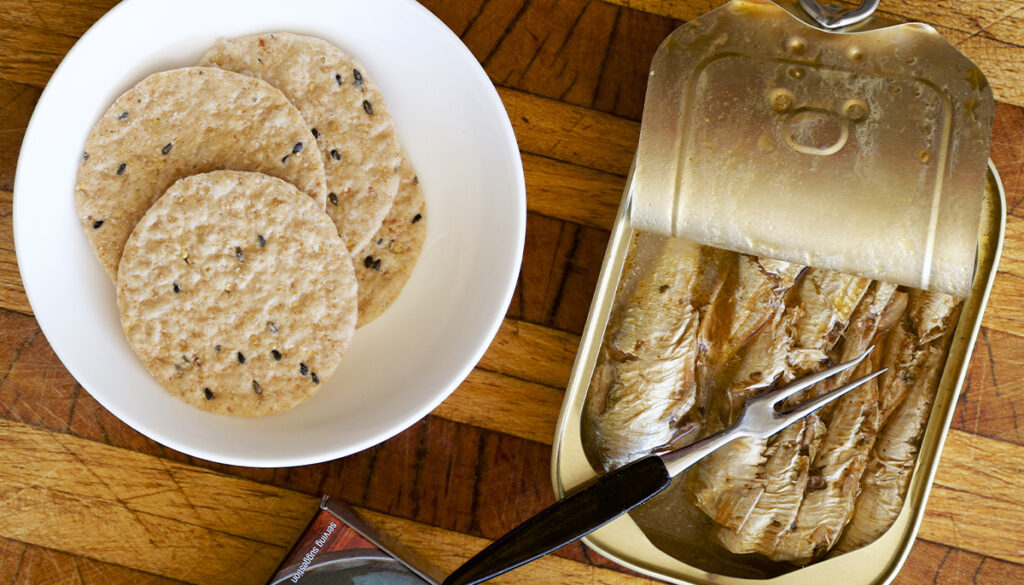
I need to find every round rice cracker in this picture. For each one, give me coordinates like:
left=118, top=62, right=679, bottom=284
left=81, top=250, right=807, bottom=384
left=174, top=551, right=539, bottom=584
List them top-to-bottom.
left=201, top=32, right=402, bottom=255
left=76, top=67, right=328, bottom=281
left=356, top=157, right=426, bottom=327
left=117, top=171, right=356, bottom=417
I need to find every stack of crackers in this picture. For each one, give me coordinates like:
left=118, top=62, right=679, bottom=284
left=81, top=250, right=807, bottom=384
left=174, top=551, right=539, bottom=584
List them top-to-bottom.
left=75, top=33, right=426, bottom=417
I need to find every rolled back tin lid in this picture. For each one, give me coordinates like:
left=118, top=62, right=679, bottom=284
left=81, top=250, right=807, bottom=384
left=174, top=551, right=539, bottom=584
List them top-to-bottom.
left=630, top=0, right=993, bottom=296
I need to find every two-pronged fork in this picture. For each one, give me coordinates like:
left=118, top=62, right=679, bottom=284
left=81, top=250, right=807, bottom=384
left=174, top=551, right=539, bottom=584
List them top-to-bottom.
left=443, top=347, right=884, bottom=585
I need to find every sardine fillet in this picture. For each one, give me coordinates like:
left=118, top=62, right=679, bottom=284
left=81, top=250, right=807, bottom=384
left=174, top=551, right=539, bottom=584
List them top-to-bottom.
left=588, top=237, right=703, bottom=470
left=698, top=256, right=804, bottom=419
left=702, top=270, right=870, bottom=550
left=767, top=283, right=901, bottom=562
left=877, top=291, right=958, bottom=423
left=692, top=309, right=794, bottom=528
left=591, top=310, right=700, bottom=468
left=833, top=344, right=946, bottom=553
left=767, top=358, right=881, bottom=562
left=715, top=416, right=825, bottom=554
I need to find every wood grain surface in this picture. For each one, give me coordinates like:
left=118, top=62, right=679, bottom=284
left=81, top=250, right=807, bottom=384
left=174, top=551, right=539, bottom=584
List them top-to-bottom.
left=2, top=1, right=1024, bottom=584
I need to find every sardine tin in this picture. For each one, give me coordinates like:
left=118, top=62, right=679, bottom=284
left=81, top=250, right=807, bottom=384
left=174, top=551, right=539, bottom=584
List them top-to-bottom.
left=550, top=1, right=1004, bottom=580
left=552, top=161, right=1002, bottom=585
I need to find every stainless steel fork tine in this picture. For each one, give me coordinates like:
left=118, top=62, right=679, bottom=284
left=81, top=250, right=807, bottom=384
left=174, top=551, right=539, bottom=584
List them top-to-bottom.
left=750, top=346, right=875, bottom=408
left=661, top=364, right=887, bottom=476
left=775, top=368, right=887, bottom=430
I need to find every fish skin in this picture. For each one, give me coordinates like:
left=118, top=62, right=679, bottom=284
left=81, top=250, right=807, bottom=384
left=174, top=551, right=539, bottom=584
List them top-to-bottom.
left=588, top=236, right=704, bottom=470
left=589, top=246, right=803, bottom=473
left=667, top=249, right=734, bottom=453
left=699, top=256, right=804, bottom=433
left=726, top=257, right=803, bottom=363
left=691, top=259, right=804, bottom=529
left=701, top=270, right=871, bottom=552
left=792, top=271, right=872, bottom=351
left=767, top=283, right=901, bottom=563
left=832, top=291, right=960, bottom=555
left=877, top=291, right=958, bottom=425
left=910, top=291, right=960, bottom=345
left=692, top=302, right=799, bottom=522
left=832, top=345, right=946, bottom=553
left=779, top=359, right=880, bottom=561
left=716, top=415, right=825, bottom=554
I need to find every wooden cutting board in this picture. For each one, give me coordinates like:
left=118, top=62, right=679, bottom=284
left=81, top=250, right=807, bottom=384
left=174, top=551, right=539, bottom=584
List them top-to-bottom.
left=1, top=1, right=1023, bottom=583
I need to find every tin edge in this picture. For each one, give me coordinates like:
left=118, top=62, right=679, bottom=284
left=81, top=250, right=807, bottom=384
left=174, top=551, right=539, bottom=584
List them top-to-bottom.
left=551, top=160, right=638, bottom=496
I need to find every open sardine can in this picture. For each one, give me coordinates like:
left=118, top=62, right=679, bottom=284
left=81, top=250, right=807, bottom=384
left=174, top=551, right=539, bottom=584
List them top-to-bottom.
left=551, top=1, right=1004, bottom=584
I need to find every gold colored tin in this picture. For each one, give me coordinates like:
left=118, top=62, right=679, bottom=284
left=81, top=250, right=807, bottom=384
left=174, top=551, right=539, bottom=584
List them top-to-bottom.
left=552, top=0, right=1007, bottom=577
left=631, top=0, right=992, bottom=297
left=551, top=162, right=1002, bottom=585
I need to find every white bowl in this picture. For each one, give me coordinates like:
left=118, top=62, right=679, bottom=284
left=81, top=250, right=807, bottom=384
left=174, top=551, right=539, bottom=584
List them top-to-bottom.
left=14, top=0, right=525, bottom=467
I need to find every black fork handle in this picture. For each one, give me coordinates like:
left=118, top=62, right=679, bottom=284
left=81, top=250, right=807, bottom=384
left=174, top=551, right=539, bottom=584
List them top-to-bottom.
left=442, top=455, right=671, bottom=585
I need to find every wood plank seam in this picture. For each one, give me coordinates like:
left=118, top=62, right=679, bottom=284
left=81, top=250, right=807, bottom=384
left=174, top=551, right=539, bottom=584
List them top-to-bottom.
left=951, top=6, right=1024, bottom=49
left=3, top=357, right=1024, bottom=568
left=4, top=416, right=1024, bottom=583
left=0, top=418, right=660, bottom=584
left=0, top=534, right=191, bottom=584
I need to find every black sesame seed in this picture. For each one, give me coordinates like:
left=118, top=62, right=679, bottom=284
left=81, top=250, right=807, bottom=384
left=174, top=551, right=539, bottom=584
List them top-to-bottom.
left=353, top=69, right=363, bottom=84
left=335, top=73, right=343, bottom=85
left=362, top=100, right=373, bottom=115
left=118, top=111, right=129, bottom=120
left=311, top=128, right=320, bottom=139
left=161, top=142, right=173, bottom=155
left=293, top=142, right=304, bottom=153
left=330, top=149, right=341, bottom=161
left=82, top=152, right=89, bottom=162
left=281, top=154, right=290, bottom=163
left=116, top=163, right=126, bottom=175
left=412, top=175, right=419, bottom=185
left=328, top=192, right=338, bottom=205
left=411, top=213, right=423, bottom=224
left=92, top=219, right=104, bottom=229
left=257, top=234, right=266, bottom=247
left=377, top=238, right=383, bottom=246
left=235, top=246, right=244, bottom=262
left=363, top=256, right=374, bottom=269
left=372, top=258, right=381, bottom=271
left=172, top=281, right=180, bottom=293
left=267, top=321, right=279, bottom=333
left=214, top=344, right=221, bottom=352
left=271, top=349, right=282, bottom=361
left=237, top=352, right=246, bottom=364
left=183, top=355, right=190, bottom=363
left=299, top=362, right=309, bottom=376
left=310, top=372, right=320, bottom=385
left=252, top=380, right=263, bottom=395
left=204, top=387, right=214, bottom=400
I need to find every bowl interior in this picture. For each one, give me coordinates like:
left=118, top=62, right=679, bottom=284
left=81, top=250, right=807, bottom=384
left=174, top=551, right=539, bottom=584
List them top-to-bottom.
left=14, top=0, right=525, bottom=467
